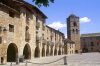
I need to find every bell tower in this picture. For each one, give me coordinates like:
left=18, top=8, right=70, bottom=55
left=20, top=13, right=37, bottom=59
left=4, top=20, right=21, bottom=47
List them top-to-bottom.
left=67, top=14, right=81, bottom=53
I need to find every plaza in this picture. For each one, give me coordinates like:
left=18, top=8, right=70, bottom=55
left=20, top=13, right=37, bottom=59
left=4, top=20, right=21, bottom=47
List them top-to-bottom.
left=3, top=52, right=100, bottom=66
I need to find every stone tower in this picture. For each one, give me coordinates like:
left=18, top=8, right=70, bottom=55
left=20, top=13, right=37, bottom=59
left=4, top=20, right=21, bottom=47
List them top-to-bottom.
left=67, top=14, right=81, bottom=53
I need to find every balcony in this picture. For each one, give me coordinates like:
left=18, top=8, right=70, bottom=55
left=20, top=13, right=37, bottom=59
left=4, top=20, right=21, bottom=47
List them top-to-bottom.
left=25, top=32, right=30, bottom=42
left=36, top=35, right=42, bottom=43
left=42, top=39, right=47, bottom=45
left=47, top=41, right=54, bottom=46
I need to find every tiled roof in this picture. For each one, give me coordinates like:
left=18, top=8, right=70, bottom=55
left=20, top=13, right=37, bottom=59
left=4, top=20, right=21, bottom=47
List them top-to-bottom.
left=64, top=39, right=75, bottom=44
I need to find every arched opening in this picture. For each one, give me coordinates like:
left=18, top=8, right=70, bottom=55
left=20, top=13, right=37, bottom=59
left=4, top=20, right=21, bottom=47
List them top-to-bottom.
left=73, top=22, right=77, bottom=26
left=7, top=43, right=18, bottom=62
left=23, top=44, right=31, bottom=59
left=64, top=45, right=67, bottom=54
left=46, top=46, right=49, bottom=56
left=34, top=47, right=40, bottom=58
left=42, top=47, right=45, bottom=57
left=50, top=47, right=53, bottom=56
left=54, top=48, right=57, bottom=56
left=58, top=48, right=61, bottom=55
left=82, top=48, right=88, bottom=53
left=75, top=50, right=78, bottom=53
left=1, top=57, right=4, bottom=64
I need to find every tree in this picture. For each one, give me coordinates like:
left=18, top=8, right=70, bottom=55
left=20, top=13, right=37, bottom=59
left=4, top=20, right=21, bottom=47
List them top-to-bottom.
left=32, top=0, right=54, bottom=7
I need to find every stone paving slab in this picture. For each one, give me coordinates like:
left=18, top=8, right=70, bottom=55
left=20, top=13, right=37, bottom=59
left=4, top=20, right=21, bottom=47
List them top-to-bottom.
left=2, top=52, right=100, bottom=66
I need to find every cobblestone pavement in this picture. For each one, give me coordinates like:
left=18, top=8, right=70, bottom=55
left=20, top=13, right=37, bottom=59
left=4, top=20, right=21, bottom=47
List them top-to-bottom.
left=2, top=52, right=100, bottom=66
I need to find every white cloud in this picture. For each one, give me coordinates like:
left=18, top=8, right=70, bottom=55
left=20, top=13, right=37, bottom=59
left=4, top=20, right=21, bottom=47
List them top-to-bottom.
left=80, top=17, right=91, bottom=23
left=48, top=21, right=66, bottom=30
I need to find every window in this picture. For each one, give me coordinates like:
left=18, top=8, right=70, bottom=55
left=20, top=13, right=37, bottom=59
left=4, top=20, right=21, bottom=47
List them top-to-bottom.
left=9, top=12, right=15, bottom=18
left=73, top=22, right=77, bottom=26
left=9, top=24, right=14, bottom=32
left=3, top=27, right=7, bottom=33
left=72, top=29, right=75, bottom=33
left=76, top=29, right=78, bottom=34
left=0, top=37, right=2, bottom=44
left=91, top=42, right=94, bottom=46
left=97, top=42, right=99, bottom=46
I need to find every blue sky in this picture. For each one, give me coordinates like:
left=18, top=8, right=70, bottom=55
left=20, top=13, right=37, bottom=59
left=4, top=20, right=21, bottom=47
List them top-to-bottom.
left=26, top=0, right=100, bottom=37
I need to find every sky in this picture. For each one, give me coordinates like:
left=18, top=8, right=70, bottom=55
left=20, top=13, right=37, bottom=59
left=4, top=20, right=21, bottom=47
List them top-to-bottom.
left=26, top=0, right=100, bottom=38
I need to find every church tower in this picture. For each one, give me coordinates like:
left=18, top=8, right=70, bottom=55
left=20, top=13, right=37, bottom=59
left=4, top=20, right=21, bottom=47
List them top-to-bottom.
left=67, top=14, right=81, bottom=53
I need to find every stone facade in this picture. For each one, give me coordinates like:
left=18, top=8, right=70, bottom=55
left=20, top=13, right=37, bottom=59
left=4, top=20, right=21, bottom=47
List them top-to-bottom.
left=0, top=0, right=65, bottom=64
left=81, top=33, right=100, bottom=53
left=64, top=39, right=75, bottom=55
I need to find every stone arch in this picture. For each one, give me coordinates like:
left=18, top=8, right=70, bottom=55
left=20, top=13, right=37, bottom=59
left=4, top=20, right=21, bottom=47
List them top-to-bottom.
left=7, top=43, right=18, bottom=62
left=23, top=44, right=31, bottom=59
left=46, top=45, right=49, bottom=56
left=50, top=46, right=53, bottom=56
left=34, top=47, right=40, bottom=58
left=42, top=47, right=45, bottom=57
left=54, top=48, right=57, bottom=56
left=58, top=48, right=61, bottom=55
left=62, top=48, right=64, bottom=54
left=1, top=57, right=4, bottom=64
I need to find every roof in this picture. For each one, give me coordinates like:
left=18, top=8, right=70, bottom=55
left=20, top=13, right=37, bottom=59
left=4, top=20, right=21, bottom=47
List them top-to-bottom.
left=0, top=0, right=47, bottom=19
left=21, top=0, right=47, bottom=19
left=0, top=2, right=19, bottom=14
left=46, top=25, right=64, bottom=36
left=81, top=33, right=100, bottom=37
left=64, top=39, right=75, bottom=44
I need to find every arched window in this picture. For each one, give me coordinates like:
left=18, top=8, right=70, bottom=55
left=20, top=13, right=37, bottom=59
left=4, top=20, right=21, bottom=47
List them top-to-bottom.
left=73, top=22, right=77, bottom=26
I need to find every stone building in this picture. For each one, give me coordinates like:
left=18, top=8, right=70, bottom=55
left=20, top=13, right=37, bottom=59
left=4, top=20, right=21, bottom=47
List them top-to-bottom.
left=0, top=0, right=65, bottom=64
left=67, top=14, right=81, bottom=53
left=46, top=26, right=65, bottom=56
left=81, top=33, right=100, bottom=53
left=64, top=39, right=75, bottom=55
